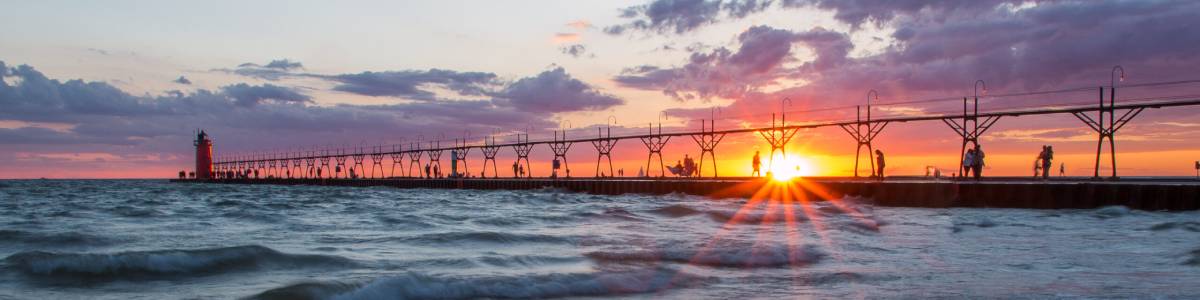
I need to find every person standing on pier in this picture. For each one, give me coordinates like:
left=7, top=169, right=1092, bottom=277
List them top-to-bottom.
left=972, top=144, right=985, bottom=180
left=974, top=144, right=984, bottom=178
left=1041, top=145, right=1054, bottom=179
left=875, top=149, right=886, bottom=180
left=962, top=149, right=975, bottom=179
left=752, top=151, right=762, bottom=177
left=512, top=161, right=519, bottom=178
left=1060, top=162, right=1065, bottom=177
left=424, top=163, right=431, bottom=179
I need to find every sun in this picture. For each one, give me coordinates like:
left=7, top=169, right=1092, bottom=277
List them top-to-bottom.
left=770, top=154, right=817, bottom=182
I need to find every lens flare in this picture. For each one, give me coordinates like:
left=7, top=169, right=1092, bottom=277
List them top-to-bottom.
left=770, top=154, right=816, bottom=182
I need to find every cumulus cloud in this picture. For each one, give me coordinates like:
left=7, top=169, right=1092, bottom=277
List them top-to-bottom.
left=605, top=0, right=774, bottom=35
left=781, top=0, right=1017, bottom=29
left=620, top=1, right=1200, bottom=122
left=614, top=25, right=827, bottom=100
left=559, top=44, right=589, bottom=58
left=219, top=58, right=305, bottom=80
left=0, top=61, right=619, bottom=156
left=493, top=67, right=624, bottom=113
left=326, top=69, right=499, bottom=100
left=173, top=76, right=192, bottom=85
left=220, top=83, right=311, bottom=106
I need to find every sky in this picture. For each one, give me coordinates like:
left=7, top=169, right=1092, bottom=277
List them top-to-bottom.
left=2, top=0, right=1200, bottom=179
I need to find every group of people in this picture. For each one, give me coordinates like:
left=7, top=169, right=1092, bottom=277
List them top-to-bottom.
left=962, top=144, right=986, bottom=179
left=1034, top=145, right=1062, bottom=179
left=668, top=154, right=699, bottom=177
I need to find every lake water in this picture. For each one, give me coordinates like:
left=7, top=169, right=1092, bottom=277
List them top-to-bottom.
left=1, top=180, right=1198, bottom=299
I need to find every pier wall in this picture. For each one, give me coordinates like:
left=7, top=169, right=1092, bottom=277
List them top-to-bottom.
left=174, top=178, right=1200, bottom=211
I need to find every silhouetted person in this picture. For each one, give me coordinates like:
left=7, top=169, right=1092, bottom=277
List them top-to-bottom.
left=972, top=144, right=985, bottom=180
left=1041, top=145, right=1054, bottom=179
left=875, top=149, right=886, bottom=180
left=963, top=149, right=975, bottom=179
left=752, top=151, right=762, bottom=177
left=512, top=161, right=519, bottom=178
left=1060, top=162, right=1065, bottom=177
left=424, top=164, right=431, bottom=179
left=433, top=164, right=440, bottom=178
left=519, top=164, right=525, bottom=177
left=253, top=169, right=259, bottom=179
left=179, top=171, right=186, bottom=179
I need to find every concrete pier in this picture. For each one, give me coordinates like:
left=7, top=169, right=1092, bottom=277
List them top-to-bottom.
left=173, top=177, right=1200, bottom=211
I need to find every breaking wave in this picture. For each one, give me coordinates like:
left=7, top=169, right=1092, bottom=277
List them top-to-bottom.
left=403, top=231, right=573, bottom=245
left=586, top=244, right=824, bottom=268
left=5, top=245, right=356, bottom=278
left=247, top=268, right=704, bottom=300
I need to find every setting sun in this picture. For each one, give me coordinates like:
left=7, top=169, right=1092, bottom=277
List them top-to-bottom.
left=769, top=153, right=817, bottom=181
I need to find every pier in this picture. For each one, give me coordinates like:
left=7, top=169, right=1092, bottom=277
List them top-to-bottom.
left=178, top=73, right=1200, bottom=211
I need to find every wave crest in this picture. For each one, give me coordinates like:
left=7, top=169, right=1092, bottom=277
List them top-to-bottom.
left=587, top=244, right=824, bottom=268
left=5, top=245, right=356, bottom=278
left=249, top=268, right=704, bottom=300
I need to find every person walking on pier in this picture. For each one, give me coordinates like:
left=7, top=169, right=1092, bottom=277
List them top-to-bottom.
left=972, top=144, right=985, bottom=180
left=874, top=149, right=886, bottom=180
left=752, top=151, right=762, bottom=177
left=1060, top=162, right=1065, bottom=177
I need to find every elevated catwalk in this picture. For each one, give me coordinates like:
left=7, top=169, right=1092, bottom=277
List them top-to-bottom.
left=174, top=177, right=1200, bottom=211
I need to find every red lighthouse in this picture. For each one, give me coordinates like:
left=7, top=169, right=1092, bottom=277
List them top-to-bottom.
left=194, top=130, right=214, bottom=179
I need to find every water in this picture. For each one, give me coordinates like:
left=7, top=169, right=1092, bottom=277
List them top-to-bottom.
left=1, top=180, right=1198, bottom=299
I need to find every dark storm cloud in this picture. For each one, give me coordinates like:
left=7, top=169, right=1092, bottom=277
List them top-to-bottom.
left=605, top=0, right=774, bottom=35
left=493, top=67, right=625, bottom=113
left=325, top=69, right=499, bottom=100
left=173, top=76, right=192, bottom=85
left=220, top=83, right=311, bottom=107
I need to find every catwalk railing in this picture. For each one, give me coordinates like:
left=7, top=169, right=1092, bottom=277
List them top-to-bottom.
left=210, top=75, right=1200, bottom=180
